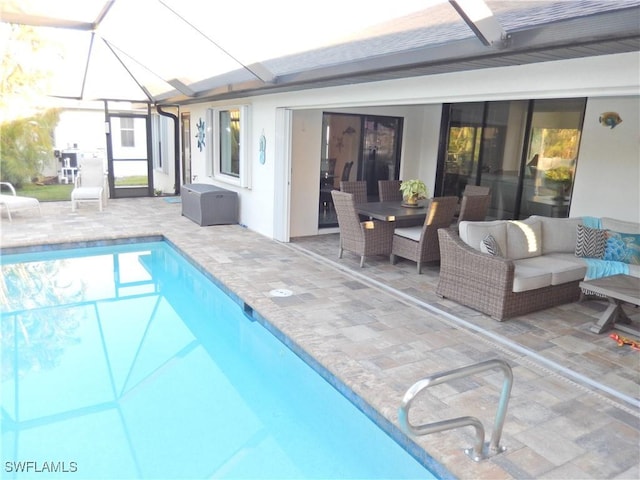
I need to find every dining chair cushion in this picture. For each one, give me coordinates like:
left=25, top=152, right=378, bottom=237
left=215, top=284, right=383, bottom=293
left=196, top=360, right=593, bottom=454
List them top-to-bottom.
left=393, top=226, right=422, bottom=241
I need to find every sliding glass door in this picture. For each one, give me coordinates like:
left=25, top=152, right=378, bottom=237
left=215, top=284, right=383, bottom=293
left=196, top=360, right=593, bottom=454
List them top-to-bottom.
left=436, top=98, right=585, bottom=219
left=519, top=98, right=585, bottom=219
left=319, top=113, right=403, bottom=228
left=361, top=116, right=403, bottom=199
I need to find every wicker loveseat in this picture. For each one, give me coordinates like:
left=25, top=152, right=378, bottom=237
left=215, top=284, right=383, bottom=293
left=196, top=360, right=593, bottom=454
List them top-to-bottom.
left=436, top=215, right=640, bottom=320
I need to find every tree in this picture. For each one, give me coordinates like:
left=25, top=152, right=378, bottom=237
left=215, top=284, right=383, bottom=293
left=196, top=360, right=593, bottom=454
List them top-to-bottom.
left=1, top=24, right=60, bottom=186
left=1, top=109, right=59, bottom=187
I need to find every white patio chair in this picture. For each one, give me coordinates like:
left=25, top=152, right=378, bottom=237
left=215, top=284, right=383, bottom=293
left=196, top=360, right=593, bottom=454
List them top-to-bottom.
left=71, top=158, right=107, bottom=212
left=0, top=182, right=42, bottom=221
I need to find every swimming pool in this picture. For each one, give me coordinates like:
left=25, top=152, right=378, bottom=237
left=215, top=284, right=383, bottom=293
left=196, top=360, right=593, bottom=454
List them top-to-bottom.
left=1, top=241, right=443, bottom=479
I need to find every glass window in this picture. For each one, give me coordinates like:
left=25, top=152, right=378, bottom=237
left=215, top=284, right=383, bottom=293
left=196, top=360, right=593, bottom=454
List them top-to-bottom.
left=436, top=98, right=585, bottom=219
left=519, top=98, right=585, bottom=219
left=207, top=105, right=250, bottom=188
left=219, top=109, right=240, bottom=177
left=151, top=114, right=170, bottom=173
left=120, top=117, right=135, bottom=147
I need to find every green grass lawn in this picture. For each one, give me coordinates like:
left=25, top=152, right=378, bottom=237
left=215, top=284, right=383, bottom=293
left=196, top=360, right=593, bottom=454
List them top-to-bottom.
left=11, top=175, right=149, bottom=202
left=115, top=175, right=147, bottom=186
left=15, top=183, right=74, bottom=202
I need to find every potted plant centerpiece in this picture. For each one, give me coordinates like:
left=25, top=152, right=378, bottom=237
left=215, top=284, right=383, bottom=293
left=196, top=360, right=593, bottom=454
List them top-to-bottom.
left=544, top=166, right=573, bottom=200
left=399, top=179, right=428, bottom=206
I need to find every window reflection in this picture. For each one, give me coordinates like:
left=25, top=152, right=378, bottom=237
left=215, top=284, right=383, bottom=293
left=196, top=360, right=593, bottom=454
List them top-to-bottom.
left=437, top=98, right=585, bottom=219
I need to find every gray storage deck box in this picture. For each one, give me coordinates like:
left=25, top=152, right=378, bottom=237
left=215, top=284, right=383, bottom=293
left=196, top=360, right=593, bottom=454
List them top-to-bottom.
left=181, top=183, right=238, bottom=226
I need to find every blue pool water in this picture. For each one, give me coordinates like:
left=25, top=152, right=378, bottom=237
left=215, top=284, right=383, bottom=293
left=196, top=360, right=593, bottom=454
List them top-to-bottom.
left=1, top=241, right=441, bottom=479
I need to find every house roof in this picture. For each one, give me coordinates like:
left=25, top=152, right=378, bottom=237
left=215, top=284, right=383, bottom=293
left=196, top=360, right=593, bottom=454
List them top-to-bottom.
left=2, top=0, right=639, bottom=106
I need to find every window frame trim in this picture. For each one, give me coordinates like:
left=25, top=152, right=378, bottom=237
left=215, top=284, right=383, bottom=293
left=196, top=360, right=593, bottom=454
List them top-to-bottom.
left=208, top=104, right=251, bottom=189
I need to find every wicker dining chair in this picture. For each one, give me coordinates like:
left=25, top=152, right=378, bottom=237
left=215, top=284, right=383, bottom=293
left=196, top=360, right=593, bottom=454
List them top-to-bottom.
left=339, top=180, right=368, bottom=204
left=378, top=180, right=403, bottom=202
left=455, top=184, right=491, bottom=217
left=463, top=184, right=491, bottom=196
left=331, top=190, right=395, bottom=267
left=457, top=193, right=491, bottom=223
left=390, top=196, right=459, bottom=273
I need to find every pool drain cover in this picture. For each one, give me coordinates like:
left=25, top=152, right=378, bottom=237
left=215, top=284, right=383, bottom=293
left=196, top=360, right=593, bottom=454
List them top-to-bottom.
left=269, top=288, right=293, bottom=297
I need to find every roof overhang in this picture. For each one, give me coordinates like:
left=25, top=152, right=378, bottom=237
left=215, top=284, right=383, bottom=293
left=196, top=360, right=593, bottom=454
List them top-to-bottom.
left=2, top=1, right=639, bottom=107
left=166, top=5, right=640, bottom=105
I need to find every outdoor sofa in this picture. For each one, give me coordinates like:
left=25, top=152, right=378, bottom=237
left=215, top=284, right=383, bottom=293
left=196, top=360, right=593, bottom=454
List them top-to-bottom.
left=437, top=215, right=640, bottom=320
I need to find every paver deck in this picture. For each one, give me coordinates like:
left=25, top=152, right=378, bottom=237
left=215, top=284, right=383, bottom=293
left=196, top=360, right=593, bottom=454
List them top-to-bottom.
left=1, top=197, right=638, bottom=479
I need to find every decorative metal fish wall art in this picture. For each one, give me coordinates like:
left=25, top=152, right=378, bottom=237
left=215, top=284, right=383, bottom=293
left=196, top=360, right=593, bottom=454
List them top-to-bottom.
left=599, top=111, right=622, bottom=129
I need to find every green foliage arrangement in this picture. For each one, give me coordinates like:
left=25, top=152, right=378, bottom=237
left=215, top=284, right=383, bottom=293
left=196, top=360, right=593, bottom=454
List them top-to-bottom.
left=1, top=25, right=60, bottom=188
left=0, top=109, right=59, bottom=187
left=544, top=166, right=573, bottom=184
left=399, top=179, right=428, bottom=203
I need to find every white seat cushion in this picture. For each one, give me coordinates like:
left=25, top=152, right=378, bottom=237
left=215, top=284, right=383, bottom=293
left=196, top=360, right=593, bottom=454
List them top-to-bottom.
left=394, top=226, right=422, bottom=241
left=545, top=252, right=587, bottom=266
left=516, top=255, right=587, bottom=285
left=512, top=262, right=552, bottom=292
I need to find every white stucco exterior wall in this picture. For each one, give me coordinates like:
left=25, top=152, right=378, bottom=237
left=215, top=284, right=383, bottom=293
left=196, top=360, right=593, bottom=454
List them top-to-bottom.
left=182, top=51, right=639, bottom=239
left=571, top=95, right=640, bottom=223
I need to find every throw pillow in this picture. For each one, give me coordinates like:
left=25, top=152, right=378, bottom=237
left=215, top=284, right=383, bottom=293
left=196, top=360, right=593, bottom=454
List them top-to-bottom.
left=575, top=225, right=606, bottom=258
left=603, top=230, right=640, bottom=264
left=480, top=234, right=503, bottom=257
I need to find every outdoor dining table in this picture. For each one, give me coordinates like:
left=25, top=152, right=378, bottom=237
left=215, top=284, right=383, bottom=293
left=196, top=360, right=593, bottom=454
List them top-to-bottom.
left=356, top=200, right=430, bottom=222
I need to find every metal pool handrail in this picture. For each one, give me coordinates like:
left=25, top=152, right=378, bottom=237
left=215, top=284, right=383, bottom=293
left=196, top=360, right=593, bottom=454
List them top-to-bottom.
left=398, top=358, right=513, bottom=462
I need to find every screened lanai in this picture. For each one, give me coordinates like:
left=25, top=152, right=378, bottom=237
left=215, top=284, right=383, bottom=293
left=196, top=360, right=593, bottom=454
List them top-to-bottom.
left=1, top=0, right=639, bottom=211
left=2, top=0, right=639, bottom=105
